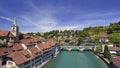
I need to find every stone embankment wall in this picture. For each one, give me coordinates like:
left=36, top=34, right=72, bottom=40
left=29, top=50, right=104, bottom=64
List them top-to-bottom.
left=95, top=53, right=119, bottom=68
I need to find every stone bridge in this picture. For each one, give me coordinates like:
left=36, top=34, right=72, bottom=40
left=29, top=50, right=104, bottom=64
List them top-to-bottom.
left=61, top=46, right=95, bottom=51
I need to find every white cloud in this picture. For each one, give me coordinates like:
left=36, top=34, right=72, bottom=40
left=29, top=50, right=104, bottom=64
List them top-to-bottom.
left=17, top=1, right=120, bottom=33
left=19, top=2, right=81, bottom=33
left=75, top=10, right=120, bottom=20
left=21, top=15, right=81, bottom=32
left=0, top=16, right=13, bottom=22
left=79, top=17, right=120, bottom=28
left=56, top=25, right=82, bottom=31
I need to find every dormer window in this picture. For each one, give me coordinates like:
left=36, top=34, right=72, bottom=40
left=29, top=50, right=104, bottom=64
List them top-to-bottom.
left=8, top=61, right=13, bottom=65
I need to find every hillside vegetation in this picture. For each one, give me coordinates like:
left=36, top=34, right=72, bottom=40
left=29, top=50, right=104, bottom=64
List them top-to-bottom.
left=26, top=21, right=120, bottom=46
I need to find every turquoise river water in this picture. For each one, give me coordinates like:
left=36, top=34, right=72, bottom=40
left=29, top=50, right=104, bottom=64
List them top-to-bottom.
left=42, top=51, right=108, bottom=68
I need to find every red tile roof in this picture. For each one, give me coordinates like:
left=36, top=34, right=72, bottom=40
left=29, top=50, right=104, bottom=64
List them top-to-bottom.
left=0, top=30, right=9, bottom=37
left=0, top=30, right=15, bottom=37
left=8, top=32, right=14, bottom=37
left=100, top=32, right=108, bottom=38
left=0, top=33, right=58, bottom=65
left=23, top=35, right=32, bottom=39
left=23, top=35, right=45, bottom=41
left=20, top=39, right=36, bottom=46
left=48, top=42, right=57, bottom=47
left=13, top=43, right=24, bottom=51
left=37, top=43, right=51, bottom=51
left=0, top=44, right=24, bottom=56
left=28, top=47, right=41, bottom=56
left=108, top=47, right=120, bottom=51
left=108, top=47, right=115, bottom=51
left=0, top=48, right=13, bottom=56
left=0, top=49, right=4, bottom=56
left=8, top=50, right=34, bottom=65
left=20, top=50, right=34, bottom=60
left=20, top=50, right=29, bottom=55
left=7, top=51, right=28, bottom=65
left=112, top=58, right=120, bottom=68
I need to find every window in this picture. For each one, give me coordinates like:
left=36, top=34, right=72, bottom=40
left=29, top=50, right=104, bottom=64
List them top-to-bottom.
left=12, top=28, right=15, bottom=32
left=0, top=37, right=4, bottom=40
left=8, top=61, right=13, bottom=65
left=24, top=61, right=30, bottom=65
left=25, top=65, right=30, bottom=68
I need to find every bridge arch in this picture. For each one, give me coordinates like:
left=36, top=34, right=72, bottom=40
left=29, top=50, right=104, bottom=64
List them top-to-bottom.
left=61, top=46, right=95, bottom=51
left=61, top=48, right=69, bottom=51
left=71, top=48, right=80, bottom=51
left=81, top=48, right=92, bottom=51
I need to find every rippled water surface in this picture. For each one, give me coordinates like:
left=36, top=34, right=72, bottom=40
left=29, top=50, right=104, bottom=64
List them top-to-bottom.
left=42, top=51, right=108, bottom=68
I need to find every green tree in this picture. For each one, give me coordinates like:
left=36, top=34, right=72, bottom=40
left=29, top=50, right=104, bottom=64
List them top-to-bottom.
left=107, top=27, right=113, bottom=34
left=19, top=32, right=24, bottom=40
left=36, top=32, right=41, bottom=36
left=109, top=33, right=120, bottom=47
left=77, top=37, right=84, bottom=43
left=65, top=39, right=70, bottom=43
left=60, top=41, right=64, bottom=46
left=0, top=44, right=7, bottom=48
left=103, top=45, right=110, bottom=58
left=96, top=46, right=102, bottom=53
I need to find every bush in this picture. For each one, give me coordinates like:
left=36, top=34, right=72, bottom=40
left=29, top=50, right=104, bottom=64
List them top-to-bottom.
left=77, top=37, right=84, bottom=43
left=65, top=39, right=70, bottom=43
left=0, top=44, right=7, bottom=48
left=96, top=45, right=102, bottom=53
left=103, top=45, right=110, bottom=58
left=25, top=54, right=30, bottom=58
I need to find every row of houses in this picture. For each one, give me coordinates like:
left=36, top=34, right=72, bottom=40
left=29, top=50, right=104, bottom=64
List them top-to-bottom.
left=0, top=19, right=60, bottom=68
left=0, top=35, right=60, bottom=68
left=108, top=47, right=120, bottom=68
left=111, top=57, right=120, bottom=68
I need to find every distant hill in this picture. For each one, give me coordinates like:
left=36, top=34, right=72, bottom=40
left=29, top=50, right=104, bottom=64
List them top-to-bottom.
left=26, top=21, right=120, bottom=46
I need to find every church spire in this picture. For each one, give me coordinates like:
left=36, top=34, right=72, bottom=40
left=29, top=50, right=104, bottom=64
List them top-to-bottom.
left=11, top=16, right=19, bottom=42
left=13, top=16, right=17, bottom=26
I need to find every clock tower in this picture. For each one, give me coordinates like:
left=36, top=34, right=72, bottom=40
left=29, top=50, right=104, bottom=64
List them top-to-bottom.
left=11, top=17, right=19, bottom=42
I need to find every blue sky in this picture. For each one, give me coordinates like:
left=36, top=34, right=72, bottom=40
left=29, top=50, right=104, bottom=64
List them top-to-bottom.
left=0, top=0, right=120, bottom=33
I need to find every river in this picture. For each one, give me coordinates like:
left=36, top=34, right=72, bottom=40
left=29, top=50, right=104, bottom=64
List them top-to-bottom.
left=42, top=51, right=108, bottom=68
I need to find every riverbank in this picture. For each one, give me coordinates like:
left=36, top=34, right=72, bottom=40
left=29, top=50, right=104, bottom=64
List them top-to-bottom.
left=94, top=53, right=111, bottom=68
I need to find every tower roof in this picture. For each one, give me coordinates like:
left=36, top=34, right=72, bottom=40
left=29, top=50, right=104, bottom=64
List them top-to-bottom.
left=13, top=16, right=17, bottom=26
left=100, top=32, right=108, bottom=38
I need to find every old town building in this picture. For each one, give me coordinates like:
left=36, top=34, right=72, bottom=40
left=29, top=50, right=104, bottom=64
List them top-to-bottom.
left=0, top=18, right=60, bottom=68
left=0, top=18, right=19, bottom=45
left=99, top=32, right=109, bottom=43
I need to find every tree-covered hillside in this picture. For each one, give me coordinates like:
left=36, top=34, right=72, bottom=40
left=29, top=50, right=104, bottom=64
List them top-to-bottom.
left=26, top=21, right=120, bottom=46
